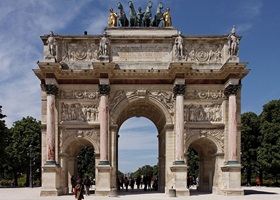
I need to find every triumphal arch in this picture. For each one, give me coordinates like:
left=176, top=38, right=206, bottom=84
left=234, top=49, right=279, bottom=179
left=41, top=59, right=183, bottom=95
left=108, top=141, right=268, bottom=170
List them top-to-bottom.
left=33, top=2, right=249, bottom=197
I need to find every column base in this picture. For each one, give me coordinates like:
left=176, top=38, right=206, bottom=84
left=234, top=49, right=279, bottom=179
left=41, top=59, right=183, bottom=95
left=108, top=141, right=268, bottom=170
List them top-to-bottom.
left=99, top=160, right=110, bottom=165
left=170, top=163, right=190, bottom=197
left=40, top=164, right=61, bottom=196
left=95, top=164, right=112, bottom=196
left=221, top=164, right=244, bottom=196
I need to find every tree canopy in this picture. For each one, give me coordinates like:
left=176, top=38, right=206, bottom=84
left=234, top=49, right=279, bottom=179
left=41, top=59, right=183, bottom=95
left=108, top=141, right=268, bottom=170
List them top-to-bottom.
left=258, top=99, right=280, bottom=183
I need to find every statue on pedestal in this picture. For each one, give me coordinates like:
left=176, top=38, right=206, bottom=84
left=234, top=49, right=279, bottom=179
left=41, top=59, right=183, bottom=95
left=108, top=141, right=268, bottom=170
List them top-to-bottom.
left=163, top=7, right=172, bottom=27
left=108, top=8, right=118, bottom=27
left=228, top=25, right=239, bottom=56
left=47, top=31, right=56, bottom=57
left=174, top=31, right=184, bottom=60
left=99, top=33, right=109, bottom=61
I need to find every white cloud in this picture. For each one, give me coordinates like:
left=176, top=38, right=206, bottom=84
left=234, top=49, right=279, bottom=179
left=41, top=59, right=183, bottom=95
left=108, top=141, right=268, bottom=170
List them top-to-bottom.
left=0, top=0, right=91, bottom=127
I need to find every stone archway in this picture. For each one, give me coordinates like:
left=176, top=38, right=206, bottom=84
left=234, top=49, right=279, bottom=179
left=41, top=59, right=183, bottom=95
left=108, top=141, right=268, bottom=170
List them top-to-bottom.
left=34, top=27, right=249, bottom=196
left=110, top=95, right=173, bottom=193
left=185, top=130, right=224, bottom=194
left=58, top=131, right=100, bottom=194
left=188, top=138, right=218, bottom=192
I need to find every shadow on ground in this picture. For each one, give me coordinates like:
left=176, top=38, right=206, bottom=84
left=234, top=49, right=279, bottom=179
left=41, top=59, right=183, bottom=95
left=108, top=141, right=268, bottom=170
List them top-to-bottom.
left=244, top=189, right=278, bottom=195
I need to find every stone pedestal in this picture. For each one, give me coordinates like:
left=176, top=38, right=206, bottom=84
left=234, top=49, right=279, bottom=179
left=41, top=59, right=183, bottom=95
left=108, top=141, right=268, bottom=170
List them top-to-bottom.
left=40, top=164, right=61, bottom=196
left=95, top=164, right=112, bottom=196
left=170, top=164, right=189, bottom=196
left=221, top=164, right=244, bottom=196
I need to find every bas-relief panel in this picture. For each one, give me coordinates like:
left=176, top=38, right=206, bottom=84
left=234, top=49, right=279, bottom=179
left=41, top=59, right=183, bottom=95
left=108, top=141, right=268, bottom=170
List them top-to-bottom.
left=61, top=42, right=99, bottom=62
left=183, top=43, right=224, bottom=63
left=58, top=89, right=99, bottom=123
left=184, top=89, right=225, bottom=123
left=60, top=102, right=99, bottom=122
left=184, top=104, right=222, bottom=122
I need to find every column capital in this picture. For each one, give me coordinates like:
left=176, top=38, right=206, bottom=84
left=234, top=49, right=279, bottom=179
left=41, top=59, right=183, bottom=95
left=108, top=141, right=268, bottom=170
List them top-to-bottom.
left=45, top=84, right=58, bottom=96
left=99, top=84, right=110, bottom=95
left=173, top=84, right=186, bottom=96
left=224, top=84, right=240, bottom=97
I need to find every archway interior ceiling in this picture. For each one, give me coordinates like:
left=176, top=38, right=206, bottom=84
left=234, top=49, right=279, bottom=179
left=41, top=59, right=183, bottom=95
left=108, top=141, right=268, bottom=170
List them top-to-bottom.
left=116, top=100, right=166, bottom=133
left=189, top=138, right=217, bottom=157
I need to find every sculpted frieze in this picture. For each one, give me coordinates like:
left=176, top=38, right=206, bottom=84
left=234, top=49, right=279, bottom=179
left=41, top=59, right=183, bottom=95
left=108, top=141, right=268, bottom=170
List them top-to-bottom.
left=62, top=42, right=99, bottom=62
left=184, top=43, right=223, bottom=63
left=185, top=89, right=225, bottom=100
left=59, top=90, right=98, bottom=99
left=148, top=90, right=174, bottom=114
left=60, top=102, right=99, bottom=122
left=184, top=104, right=222, bottom=122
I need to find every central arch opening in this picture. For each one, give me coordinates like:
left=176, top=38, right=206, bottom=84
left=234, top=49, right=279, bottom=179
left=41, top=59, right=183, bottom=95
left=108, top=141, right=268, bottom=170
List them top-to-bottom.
left=113, top=98, right=171, bottom=193
left=118, top=117, right=158, bottom=192
left=118, top=117, right=158, bottom=173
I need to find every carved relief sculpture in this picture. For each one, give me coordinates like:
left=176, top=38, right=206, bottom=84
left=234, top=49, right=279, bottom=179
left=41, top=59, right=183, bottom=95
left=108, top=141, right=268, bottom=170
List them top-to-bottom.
left=62, top=42, right=99, bottom=62
left=185, top=89, right=225, bottom=100
left=60, top=90, right=99, bottom=99
left=61, top=102, right=99, bottom=122
left=184, top=104, right=222, bottom=122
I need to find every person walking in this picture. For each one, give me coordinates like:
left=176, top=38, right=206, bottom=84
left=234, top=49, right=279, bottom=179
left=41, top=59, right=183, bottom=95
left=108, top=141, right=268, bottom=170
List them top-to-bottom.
left=84, top=176, right=91, bottom=196
left=75, top=178, right=84, bottom=200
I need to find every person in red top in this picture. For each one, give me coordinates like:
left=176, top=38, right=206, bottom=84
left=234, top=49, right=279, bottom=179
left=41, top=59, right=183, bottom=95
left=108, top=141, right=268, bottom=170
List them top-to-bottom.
left=256, top=177, right=261, bottom=187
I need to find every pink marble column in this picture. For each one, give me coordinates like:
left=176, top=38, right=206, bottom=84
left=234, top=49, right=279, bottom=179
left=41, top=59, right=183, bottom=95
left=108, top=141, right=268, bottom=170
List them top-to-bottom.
left=45, top=84, right=58, bottom=164
left=99, top=84, right=110, bottom=165
left=173, top=84, right=186, bottom=164
left=225, top=84, right=240, bottom=164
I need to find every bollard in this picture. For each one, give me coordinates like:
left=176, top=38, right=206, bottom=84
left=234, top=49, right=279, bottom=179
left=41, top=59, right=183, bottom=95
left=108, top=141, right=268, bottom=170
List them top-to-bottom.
left=109, top=187, right=118, bottom=197
left=169, top=187, right=176, bottom=197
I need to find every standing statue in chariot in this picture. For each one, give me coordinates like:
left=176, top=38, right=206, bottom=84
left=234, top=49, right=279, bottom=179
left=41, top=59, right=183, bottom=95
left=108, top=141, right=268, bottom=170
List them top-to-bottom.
left=162, top=7, right=172, bottom=27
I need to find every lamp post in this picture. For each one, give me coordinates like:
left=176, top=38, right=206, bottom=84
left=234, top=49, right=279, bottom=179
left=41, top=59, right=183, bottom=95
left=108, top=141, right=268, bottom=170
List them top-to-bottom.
left=29, top=144, right=33, bottom=188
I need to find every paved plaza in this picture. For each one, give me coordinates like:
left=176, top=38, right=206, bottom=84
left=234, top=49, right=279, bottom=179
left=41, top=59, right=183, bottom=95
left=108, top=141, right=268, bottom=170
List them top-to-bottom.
left=2, top=187, right=280, bottom=200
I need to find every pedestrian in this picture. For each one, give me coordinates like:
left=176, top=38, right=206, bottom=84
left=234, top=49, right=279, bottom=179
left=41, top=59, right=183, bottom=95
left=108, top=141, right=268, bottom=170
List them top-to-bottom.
left=71, top=175, right=76, bottom=193
left=84, top=176, right=91, bottom=196
left=124, top=177, right=129, bottom=191
left=256, top=177, right=261, bottom=187
left=75, top=178, right=84, bottom=200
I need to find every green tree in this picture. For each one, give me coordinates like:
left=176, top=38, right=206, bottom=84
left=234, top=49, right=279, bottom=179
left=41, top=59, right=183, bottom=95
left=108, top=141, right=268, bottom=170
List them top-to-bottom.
left=258, top=99, right=280, bottom=184
left=0, top=106, right=8, bottom=178
left=241, top=112, right=260, bottom=185
left=6, top=116, right=41, bottom=186
left=77, top=146, right=95, bottom=179
left=187, top=148, right=199, bottom=178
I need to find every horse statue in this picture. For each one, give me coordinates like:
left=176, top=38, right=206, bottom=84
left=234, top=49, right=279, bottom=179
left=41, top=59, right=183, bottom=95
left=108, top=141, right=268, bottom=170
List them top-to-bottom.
left=128, top=1, right=137, bottom=27
left=142, top=1, right=153, bottom=27
left=117, top=2, right=129, bottom=27
left=151, top=2, right=164, bottom=27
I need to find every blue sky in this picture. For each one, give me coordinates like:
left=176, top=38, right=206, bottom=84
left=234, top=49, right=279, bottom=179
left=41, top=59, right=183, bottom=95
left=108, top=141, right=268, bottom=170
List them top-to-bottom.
left=0, top=0, right=279, bottom=173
